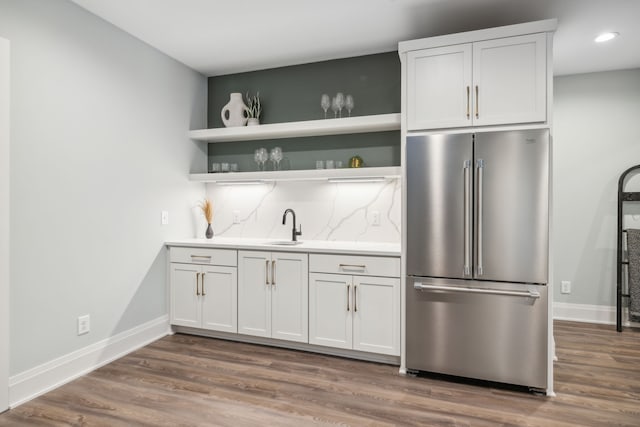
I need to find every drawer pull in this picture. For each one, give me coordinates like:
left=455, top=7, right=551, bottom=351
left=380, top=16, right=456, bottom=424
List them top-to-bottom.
left=190, top=255, right=212, bottom=260
left=339, top=263, right=366, bottom=271
left=196, top=272, right=201, bottom=296
left=201, top=273, right=206, bottom=296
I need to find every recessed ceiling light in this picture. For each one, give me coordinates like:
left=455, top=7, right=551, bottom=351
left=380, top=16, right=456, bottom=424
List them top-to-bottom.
left=595, top=32, right=619, bottom=43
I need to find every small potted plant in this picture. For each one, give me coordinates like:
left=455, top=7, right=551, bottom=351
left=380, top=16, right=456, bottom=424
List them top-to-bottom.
left=245, top=91, right=262, bottom=126
left=199, top=198, right=214, bottom=239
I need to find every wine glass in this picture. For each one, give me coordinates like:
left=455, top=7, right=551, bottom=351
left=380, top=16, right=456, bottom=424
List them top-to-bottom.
left=335, top=92, right=345, bottom=118
left=320, top=94, right=330, bottom=119
left=345, top=95, right=354, bottom=117
left=331, top=96, right=339, bottom=118
left=270, top=147, right=283, bottom=170
left=254, top=148, right=268, bottom=171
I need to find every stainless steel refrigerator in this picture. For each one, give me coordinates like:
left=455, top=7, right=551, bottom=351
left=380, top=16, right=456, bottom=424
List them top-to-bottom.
left=405, top=129, right=549, bottom=391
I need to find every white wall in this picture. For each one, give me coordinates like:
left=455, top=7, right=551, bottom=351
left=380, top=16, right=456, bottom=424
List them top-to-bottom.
left=0, top=0, right=207, bottom=375
left=0, top=35, right=10, bottom=412
left=553, top=69, right=640, bottom=307
left=203, top=180, right=401, bottom=243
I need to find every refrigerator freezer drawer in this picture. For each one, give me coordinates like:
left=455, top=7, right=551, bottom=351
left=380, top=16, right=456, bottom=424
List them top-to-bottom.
left=406, top=277, right=548, bottom=390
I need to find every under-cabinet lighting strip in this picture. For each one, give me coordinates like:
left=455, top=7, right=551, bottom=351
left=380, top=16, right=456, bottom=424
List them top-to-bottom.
left=327, top=177, right=388, bottom=183
left=214, top=180, right=266, bottom=185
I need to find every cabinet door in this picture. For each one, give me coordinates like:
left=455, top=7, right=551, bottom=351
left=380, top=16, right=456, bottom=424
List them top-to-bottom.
left=472, top=33, right=546, bottom=126
left=407, top=44, right=472, bottom=130
left=238, top=251, right=271, bottom=337
left=270, top=252, right=308, bottom=343
left=170, top=263, right=201, bottom=328
left=201, top=265, right=238, bottom=333
left=309, top=273, right=352, bottom=350
left=352, top=276, right=400, bottom=356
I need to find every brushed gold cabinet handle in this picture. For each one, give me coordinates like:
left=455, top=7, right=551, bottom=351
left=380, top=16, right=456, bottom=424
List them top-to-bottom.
left=475, top=85, right=479, bottom=119
left=466, top=86, right=470, bottom=119
left=265, top=260, right=270, bottom=285
left=271, top=260, right=276, bottom=285
left=339, top=263, right=366, bottom=270
left=196, top=272, right=201, bottom=296
left=201, top=273, right=206, bottom=296
left=347, top=284, right=351, bottom=312
left=354, top=285, right=358, bottom=312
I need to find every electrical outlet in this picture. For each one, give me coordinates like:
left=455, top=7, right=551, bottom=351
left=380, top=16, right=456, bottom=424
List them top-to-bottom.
left=161, top=210, right=169, bottom=225
left=232, top=210, right=241, bottom=224
left=371, top=211, right=380, bottom=226
left=561, top=281, right=571, bottom=294
left=77, top=315, right=90, bottom=335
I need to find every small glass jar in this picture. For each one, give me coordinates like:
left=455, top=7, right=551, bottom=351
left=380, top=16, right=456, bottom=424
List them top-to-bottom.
left=316, top=160, right=325, bottom=169
left=210, top=162, right=221, bottom=173
left=221, top=162, right=230, bottom=173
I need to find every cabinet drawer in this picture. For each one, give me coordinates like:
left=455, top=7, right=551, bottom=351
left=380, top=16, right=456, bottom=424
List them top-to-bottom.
left=170, top=247, right=237, bottom=267
left=309, top=254, right=400, bottom=278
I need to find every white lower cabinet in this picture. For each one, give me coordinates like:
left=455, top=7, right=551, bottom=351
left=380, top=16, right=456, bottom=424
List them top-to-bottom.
left=169, top=245, right=400, bottom=359
left=170, top=248, right=237, bottom=333
left=238, top=250, right=309, bottom=343
left=171, top=263, right=238, bottom=333
left=309, top=271, right=400, bottom=356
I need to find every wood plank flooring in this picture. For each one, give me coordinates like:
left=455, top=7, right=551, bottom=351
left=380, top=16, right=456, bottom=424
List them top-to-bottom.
left=1, top=321, right=639, bottom=426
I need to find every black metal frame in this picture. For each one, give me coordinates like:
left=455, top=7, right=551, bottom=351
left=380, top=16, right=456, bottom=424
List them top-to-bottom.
left=616, top=164, right=640, bottom=332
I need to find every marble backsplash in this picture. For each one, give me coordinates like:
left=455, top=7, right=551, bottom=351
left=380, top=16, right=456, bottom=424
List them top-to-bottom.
left=194, top=179, right=401, bottom=243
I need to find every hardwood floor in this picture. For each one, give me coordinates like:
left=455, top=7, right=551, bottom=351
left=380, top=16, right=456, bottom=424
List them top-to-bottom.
left=1, top=321, right=639, bottom=426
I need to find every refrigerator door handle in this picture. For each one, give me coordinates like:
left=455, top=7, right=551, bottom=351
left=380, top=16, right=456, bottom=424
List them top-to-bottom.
left=476, top=158, right=484, bottom=276
left=463, top=160, right=472, bottom=276
left=414, top=282, right=540, bottom=299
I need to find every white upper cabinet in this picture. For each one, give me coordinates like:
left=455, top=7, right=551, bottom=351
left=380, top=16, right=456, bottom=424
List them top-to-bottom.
left=401, top=20, right=555, bottom=131
left=472, top=33, right=546, bottom=127
left=407, top=44, right=473, bottom=130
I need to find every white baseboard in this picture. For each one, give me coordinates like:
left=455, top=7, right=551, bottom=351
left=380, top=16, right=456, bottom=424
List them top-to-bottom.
left=553, top=302, right=640, bottom=327
left=9, top=315, right=170, bottom=408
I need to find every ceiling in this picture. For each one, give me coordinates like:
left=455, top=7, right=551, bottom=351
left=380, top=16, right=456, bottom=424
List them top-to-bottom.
left=71, top=0, right=640, bottom=77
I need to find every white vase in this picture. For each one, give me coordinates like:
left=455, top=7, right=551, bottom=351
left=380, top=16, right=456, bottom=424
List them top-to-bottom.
left=220, top=93, right=249, bottom=127
left=247, top=118, right=260, bottom=126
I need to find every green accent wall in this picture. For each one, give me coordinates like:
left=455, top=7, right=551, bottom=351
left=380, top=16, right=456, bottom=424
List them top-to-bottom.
left=207, top=52, right=401, bottom=172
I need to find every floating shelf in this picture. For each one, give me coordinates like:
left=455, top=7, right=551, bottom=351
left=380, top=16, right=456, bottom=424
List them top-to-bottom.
left=188, top=113, right=401, bottom=143
left=189, top=166, right=401, bottom=183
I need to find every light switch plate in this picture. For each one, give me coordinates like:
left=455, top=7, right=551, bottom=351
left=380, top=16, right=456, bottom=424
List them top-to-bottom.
left=233, top=210, right=241, bottom=224
left=161, top=211, right=169, bottom=225
left=561, top=281, right=571, bottom=294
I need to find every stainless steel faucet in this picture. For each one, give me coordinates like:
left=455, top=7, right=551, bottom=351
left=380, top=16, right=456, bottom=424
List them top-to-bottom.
left=282, top=208, right=302, bottom=242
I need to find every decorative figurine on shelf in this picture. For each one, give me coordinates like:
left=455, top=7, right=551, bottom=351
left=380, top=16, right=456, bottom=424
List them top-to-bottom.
left=245, top=91, right=262, bottom=125
left=221, top=92, right=249, bottom=127
left=199, top=198, right=214, bottom=239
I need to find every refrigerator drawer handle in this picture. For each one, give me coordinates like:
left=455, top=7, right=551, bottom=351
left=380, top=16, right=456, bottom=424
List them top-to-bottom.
left=413, top=283, right=540, bottom=299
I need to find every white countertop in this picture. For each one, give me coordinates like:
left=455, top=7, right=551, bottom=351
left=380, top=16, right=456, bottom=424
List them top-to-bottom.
left=165, top=237, right=401, bottom=257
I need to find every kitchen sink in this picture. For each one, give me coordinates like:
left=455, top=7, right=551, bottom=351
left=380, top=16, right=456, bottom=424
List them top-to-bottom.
left=269, top=241, right=303, bottom=246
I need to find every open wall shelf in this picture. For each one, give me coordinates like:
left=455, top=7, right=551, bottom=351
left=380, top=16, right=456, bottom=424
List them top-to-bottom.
left=189, top=113, right=401, bottom=143
left=189, top=166, right=401, bottom=183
